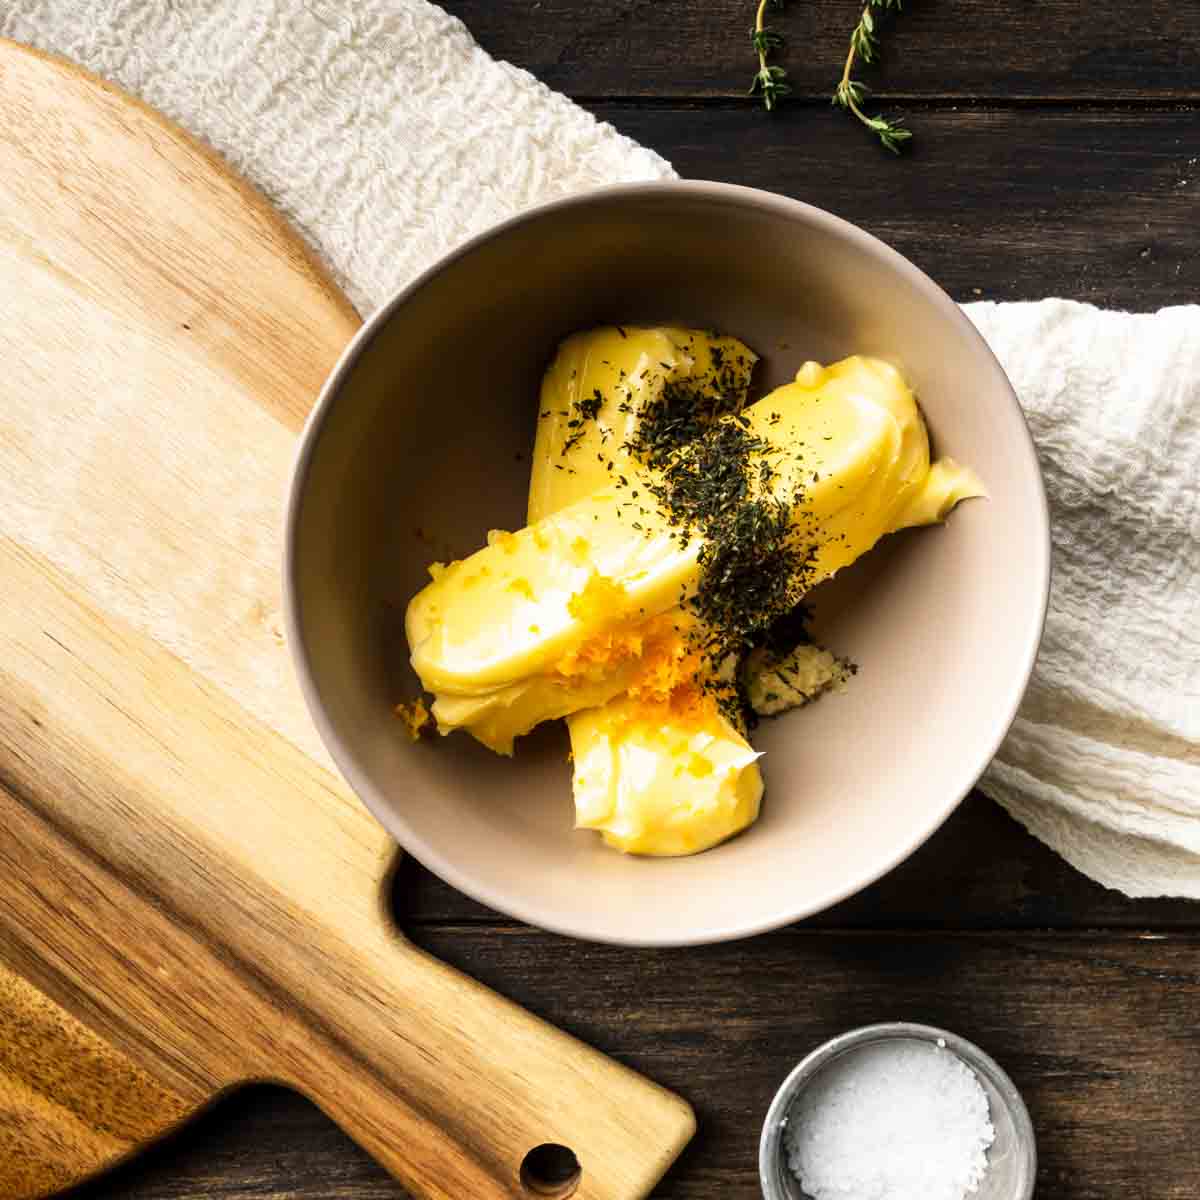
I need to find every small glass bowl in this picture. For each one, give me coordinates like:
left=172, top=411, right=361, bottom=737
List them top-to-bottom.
left=759, top=1022, right=1036, bottom=1200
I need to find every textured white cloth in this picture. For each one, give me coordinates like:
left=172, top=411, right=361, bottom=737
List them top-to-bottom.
left=0, top=0, right=672, bottom=314
left=4, top=1, right=1197, bottom=897
left=970, top=302, right=1200, bottom=897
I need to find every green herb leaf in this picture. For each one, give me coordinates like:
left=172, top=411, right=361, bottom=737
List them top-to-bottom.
left=747, top=0, right=913, bottom=149
left=749, top=0, right=790, bottom=112
left=833, top=1, right=913, bottom=152
left=751, top=27, right=784, bottom=53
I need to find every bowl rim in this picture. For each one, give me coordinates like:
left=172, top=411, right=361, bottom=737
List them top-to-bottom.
left=283, top=179, right=1052, bottom=946
left=758, top=1021, right=1037, bottom=1200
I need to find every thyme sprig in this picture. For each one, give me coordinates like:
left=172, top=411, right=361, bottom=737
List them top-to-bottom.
left=747, top=0, right=912, bottom=152
left=749, top=0, right=791, bottom=112
left=833, top=0, right=912, bottom=153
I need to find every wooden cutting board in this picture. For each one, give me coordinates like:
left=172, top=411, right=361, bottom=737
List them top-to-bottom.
left=0, top=40, right=694, bottom=1200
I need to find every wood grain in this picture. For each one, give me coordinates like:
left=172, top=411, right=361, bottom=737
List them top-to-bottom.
left=441, top=0, right=1200, bottom=100
left=7, top=5, right=1200, bottom=1199
left=0, top=41, right=692, bottom=1200
left=581, top=104, right=1200, bottom=312
left=417, top=927, right=1200, bottom=1200
left=66, top=931, right=1200, bottom=1200
left=0, top=965, right=192, bottom=1198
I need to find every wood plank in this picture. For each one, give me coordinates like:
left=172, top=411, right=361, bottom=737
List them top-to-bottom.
left=441, top=0, right=1200, bottom=101
left=0, top=43, right=693, bottom=1200
left=590, top=105, right=1198, bottom=312
left=0, top=539, right=693, bottom=1200
left=397, top=791, right=1200, bottom=930
left=68, top=932, right=1200, bottom=1199
left=61, top=1086, right=397, bottom=1199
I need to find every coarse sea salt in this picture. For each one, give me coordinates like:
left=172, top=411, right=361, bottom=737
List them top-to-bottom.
left=784, top=1039, right=995, bottom=1200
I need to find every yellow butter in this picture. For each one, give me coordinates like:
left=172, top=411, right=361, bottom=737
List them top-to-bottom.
left=529, top=326, right=758, bottom=522
left=524, top=329, right=765, bottom=853
left=404, top=331, right=984, bottom=857
left=407, top=354, right=981, bottom=700
left=557, top=356, right=982, bottom=857
left=406, top=489, right=696, bottom=694
left=569, top=695, right=762, bottom=856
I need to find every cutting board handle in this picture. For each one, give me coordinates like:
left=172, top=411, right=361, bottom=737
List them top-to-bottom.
left=251, top=860, right=694, bottom=1200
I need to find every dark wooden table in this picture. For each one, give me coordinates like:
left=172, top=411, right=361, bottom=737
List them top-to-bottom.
left=76, top=4, right=1199, bottom=1197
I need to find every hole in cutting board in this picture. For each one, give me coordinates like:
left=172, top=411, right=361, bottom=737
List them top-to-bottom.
left=520, top=1142, right=581, bottom=1198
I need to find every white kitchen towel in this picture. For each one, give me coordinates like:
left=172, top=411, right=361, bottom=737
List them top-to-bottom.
left=0, top=0, right=673, bottom=315
left=4, top=1, right=1197, bottom=897
left=968, top=302, right=1199, bottom=897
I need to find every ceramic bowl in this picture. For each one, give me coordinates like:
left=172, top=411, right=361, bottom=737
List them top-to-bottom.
left=284, top=181, right=1049, bottom=946
left=759, top=1023, right=1037, bottom=1200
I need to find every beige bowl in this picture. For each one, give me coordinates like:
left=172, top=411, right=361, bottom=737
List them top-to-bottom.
left=285, top=182, right=1048, bottom=946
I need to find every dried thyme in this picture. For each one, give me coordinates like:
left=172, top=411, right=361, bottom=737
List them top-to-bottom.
left=558, top=388, right=605, bottom=456
left=626, top=413, right=821, bottom=724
